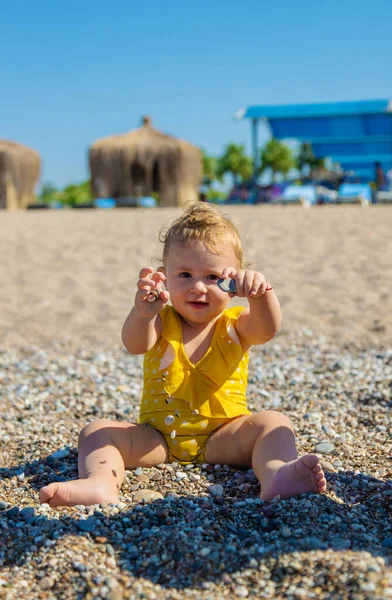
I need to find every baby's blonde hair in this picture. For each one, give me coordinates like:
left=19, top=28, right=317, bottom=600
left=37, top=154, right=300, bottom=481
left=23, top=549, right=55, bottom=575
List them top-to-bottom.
left=159, top=203, right=245, bottom=268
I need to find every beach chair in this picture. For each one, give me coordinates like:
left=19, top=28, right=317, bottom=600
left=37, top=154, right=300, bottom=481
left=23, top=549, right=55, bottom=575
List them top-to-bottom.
left=336, top=184, right=371, bottom=207
left=275, top=185, right=316, bottom=208
left=315, top=186, right=338, bottom=204
left=375, top=190, right=392, bottom=204
left=139, top=196, right=157, bottom=207
left=115, top=197, right=138, bottom=208
left=94, top=198, right=116, bottom=209
left=27, top=203, right=50, bottom=210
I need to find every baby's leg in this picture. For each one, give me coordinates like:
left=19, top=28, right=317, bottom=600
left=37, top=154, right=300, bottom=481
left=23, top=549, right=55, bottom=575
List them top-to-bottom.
left=205, top=411, right=326, bottom=500
left=39, top=419, right=168, bottom=507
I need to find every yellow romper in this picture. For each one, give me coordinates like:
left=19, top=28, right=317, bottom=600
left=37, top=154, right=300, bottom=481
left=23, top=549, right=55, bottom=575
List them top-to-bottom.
left=139, top=305, right=251, bottom=464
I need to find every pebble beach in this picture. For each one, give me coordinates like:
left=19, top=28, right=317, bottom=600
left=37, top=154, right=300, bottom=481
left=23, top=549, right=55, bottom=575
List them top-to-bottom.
left=0, top=205, right=391, bottom=599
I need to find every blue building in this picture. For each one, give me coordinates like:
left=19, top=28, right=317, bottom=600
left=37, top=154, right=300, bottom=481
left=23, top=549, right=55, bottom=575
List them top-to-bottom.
left=236, top=99, right=392, bottom=183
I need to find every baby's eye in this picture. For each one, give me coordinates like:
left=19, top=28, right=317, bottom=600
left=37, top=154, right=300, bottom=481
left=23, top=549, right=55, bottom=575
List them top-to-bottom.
left=179, top=272, right=191, bottom=278
left=207, top=274, right=219, bottom=281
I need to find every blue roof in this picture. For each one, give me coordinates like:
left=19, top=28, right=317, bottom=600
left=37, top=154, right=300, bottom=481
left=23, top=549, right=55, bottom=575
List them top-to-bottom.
left=237, top=99, right=391, bottom=120
left=237, top=100, right=392, bottom=179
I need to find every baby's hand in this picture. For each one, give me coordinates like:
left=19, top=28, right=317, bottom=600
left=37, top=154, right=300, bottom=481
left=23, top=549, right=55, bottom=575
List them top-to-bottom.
left=134, top=267, right=170, bottom=317
left=220, top=267, right=270, bottom=299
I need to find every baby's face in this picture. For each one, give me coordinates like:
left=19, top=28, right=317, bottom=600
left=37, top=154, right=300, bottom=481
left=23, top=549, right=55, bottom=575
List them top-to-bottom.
left=164, top=241, right=238, bottom=325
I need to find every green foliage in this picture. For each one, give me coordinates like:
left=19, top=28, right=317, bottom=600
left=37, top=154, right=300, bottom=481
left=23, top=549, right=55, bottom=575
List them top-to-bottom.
left=259, top=139, right=295, bottom=181
left=297, top=142, right=326, bottom=174
left=216, top=143, right=253, bottom=185
left=296, top=143, right=315, bottom=172
left=201, top=149, right=218, bottom=187
left=39, top=180, right=93, bottom=206
left=60, top=181, right=92, bottom=206
left=39, top=182, right=59, bottom=203
left=205, top=189, right=226, bottom=203
left=151, top=191, right=160, bottom=205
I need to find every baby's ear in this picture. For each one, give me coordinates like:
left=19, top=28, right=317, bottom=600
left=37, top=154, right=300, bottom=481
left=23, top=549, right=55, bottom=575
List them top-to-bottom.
left=157, top=266, right=166, bottom=276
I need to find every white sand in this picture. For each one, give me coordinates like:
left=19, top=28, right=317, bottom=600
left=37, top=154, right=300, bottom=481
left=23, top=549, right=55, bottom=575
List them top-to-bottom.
left=0, top=205, right=391, bottom=349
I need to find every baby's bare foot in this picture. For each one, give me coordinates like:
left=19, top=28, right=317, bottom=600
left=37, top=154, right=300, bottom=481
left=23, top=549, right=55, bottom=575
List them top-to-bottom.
left=260, top=455, right=327, bottom=501
left=39, top=478, right=119, bottom=508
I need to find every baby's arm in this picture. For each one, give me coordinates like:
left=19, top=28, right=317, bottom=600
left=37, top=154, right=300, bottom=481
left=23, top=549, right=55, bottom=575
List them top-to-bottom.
left=121, top=267, right=170, bottom=354
left=220, top=267, right=282, bottom=347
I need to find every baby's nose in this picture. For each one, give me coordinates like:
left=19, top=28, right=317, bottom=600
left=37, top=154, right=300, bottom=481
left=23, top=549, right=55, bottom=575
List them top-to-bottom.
left=191, top=279, right=207, bottom=293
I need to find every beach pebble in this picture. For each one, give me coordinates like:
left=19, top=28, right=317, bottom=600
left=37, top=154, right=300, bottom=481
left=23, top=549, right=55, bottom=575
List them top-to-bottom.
left=217, top=277, right=237, bottom=293
left=315, top=442, right=335, bottom=454
left=49, top=448, right=70, bottom=460
left=320, top=460, right=335, bottom=472
left=208, top=484, right=224, bottom=497
left=132, top=490, right=164, bottom=503
left=19, top=507, right=37, bottom=521
left=330, top=538, right=352, bottom=550
left=39, top=577, right=55, bottom=590
left=234, top=585, right=249, bottom=597
left=107, top=590, right=124, bottom=600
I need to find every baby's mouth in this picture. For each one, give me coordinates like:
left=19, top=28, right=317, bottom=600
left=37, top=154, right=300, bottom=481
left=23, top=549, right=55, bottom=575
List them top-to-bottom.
left=188, top=300, right=208, bottom=307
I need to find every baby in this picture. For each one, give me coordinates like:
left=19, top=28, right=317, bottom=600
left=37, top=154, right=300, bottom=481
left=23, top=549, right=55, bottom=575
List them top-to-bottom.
left=40, top=203, right=326, bottom=507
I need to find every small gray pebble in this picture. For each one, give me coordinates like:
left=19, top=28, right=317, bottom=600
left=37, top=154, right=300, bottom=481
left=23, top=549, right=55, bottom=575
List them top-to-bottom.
left=217, top=278, right=237, bottom=293
left=315, top=442, right=335, bottom=454
left=49, top=448, right=70, bottom=460
left=39, top=576, right=55, bottom=590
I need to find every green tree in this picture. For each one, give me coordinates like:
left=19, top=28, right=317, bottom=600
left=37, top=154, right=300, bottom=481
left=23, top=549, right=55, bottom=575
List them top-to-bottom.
left=259, top=139, right=295, bottom=182
left=297, top=142, right=326, bottom=175
left=216, top=143, right=253, bottom=185
left=297, top=143, right=315, bottom=173
left=201, top=149, right=217, bottom=188
left=58, top=181, right=92, bottom=206
left=39, top=182, right=59, bottom=203
left=206, top=189, right=226, bottom=203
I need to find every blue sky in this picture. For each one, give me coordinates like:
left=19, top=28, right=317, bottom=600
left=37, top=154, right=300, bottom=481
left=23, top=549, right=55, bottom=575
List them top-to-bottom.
left=1, top=0, right=391, bottom=189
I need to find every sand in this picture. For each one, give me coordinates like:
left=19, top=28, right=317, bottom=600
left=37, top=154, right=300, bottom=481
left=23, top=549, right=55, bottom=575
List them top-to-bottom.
left=0, top=205, right=391, bottom=350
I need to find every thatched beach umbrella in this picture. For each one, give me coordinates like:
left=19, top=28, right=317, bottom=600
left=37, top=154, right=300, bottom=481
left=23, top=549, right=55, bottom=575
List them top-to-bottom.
left=89, top=116, right=201, bottom=207
left=0, top=139, right=41, bottom=210
left=311, top=166, right=342, bottom=183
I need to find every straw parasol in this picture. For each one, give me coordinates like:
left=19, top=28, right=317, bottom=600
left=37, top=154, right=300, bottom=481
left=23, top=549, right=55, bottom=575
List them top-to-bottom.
left=89, top=116, right=201, bottom=207
left=0, top=139, right=41, bottom=210
left=311, top=166, right=342, bottom=183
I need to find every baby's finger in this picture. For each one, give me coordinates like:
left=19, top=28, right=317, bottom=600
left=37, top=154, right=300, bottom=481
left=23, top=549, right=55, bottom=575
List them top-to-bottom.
left=138, top=266, right=153, bottom=279
left=220, top=266, right=237, bottom=279
left=233, top=270, right=246, bottom=296
left=151, top=271, right=166, bottom=284
left=242, top=271, right=256, bottom=296
left=249, top=273, right=266, bottom=297
left=137, top=277, right=156, bottom=291
left=259, top=279, right=269, bottom=295
left=135, top=288, right=152, bottom=304
left=157, top=289, right=170, bottom=304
